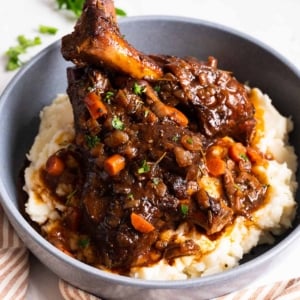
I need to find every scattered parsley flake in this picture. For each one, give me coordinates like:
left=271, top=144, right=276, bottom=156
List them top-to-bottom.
left=56, top=0, right=126, bottom=18
left=56, top=0, right=84, bottom=17
left=115, top=7, right=127, bottom=16
left=39, top=25, right=58, bottom=35
left=5, top=35, right=41, bottom=71
left=133, top=82, right=146, bottom=95
left=154, top=85, right=161, bottom=93
left=104, top=91, right=114, bottom=103
left=112, top=115, right=125, bottom=130
left=172, top=134, right=180, bottom=142
left=85, top=135, right=100, bottom=148
left=187, top=137, right=193, bottom=144
left=239, top=153, right=249, bottom=161
left=138, top=160, right=150, bottom=174
left=180, top=204, right=189, bottom=217
left=78, top=237, right=90, bottom=248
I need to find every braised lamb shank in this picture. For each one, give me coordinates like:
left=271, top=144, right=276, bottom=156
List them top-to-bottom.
left=42, top=0, right=268, bottom=272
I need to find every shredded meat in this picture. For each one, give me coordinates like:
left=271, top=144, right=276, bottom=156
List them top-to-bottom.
left=37, top=0, right=269, bottom=274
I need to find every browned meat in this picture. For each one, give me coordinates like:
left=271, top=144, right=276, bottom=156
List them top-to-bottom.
left=36, top=0, right=269, bottom=274
left=61, top=0, right=163, bottom=80
left=151, top=55, right=256, bottom=143
left=39, top=64, right=268, bottom=272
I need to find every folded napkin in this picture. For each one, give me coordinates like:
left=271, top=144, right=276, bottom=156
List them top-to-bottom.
left=1, top=202, right=300, bottom=300
left=0, top=205, right=29, bottom=300
left=58, top=277, right=300, bottom=300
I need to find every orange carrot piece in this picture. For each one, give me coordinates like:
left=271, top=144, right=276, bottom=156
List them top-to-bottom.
left=84, top=92, right=108, bottom=119
left=165, top=105, right=189, bottom=127
left=228, top=142, right=247, bottom=162
left=246, top=147, right=263, bottom=164
left=104, top=154, right=126, bottom=176
left=45, top=155, right=65, bottom=176
left=206, top=156, right=226, bottom=177
left=130, top=212, right=155, bottom=233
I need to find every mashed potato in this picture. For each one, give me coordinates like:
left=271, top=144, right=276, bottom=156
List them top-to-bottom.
left=23, top=88, right=297, bottom=280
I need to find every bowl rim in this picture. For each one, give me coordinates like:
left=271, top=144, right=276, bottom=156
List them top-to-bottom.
left=0, top=15, right=300, bottom=289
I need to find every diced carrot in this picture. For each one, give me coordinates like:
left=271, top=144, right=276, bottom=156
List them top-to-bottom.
left=84, top=92, right=108, bottom=119
left=151, top=101, right=188, bottom=127
left=165, top=105, right=189, bottom=127
left=228, top=142, right=247, bottom=162
left=246, top=147, right=263, bottom=164
left=104, top=154, right=126, bottom=176
left=45, top=155, right=65, bottom=176
left=206, top=156, right=226, bottom=177
left=130, top=212, right=155, bottom=233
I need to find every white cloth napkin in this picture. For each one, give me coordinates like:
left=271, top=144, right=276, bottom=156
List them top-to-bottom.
left=1, top=203, right=300, bottom=300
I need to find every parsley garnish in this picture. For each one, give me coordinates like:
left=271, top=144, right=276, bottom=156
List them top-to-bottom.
left=56, top=0, right=127, bottom=18
left=56, top=0, right=85, bottom=17
left=115, top=7, right=127, bottom=16
left=39, top=25, right=58, bottom=35
left=5, top=35, right=41, bottom=70
left=133, top=82, right=146, bottom=95
left=154, top=84, right=161, bottom=93
left=104, top=91, right=114, bottom=103
left=112, top=115, right=125, bottom=130
left=85, top=134, right=100, bottom=148
left=172, top=134, right=180, bottom=142
left=186, top=137, right=193, bottom=144
left=239, top=153, right=249, bottom=161
left=138, top=160, right=150, bottom=174
left=180, top=204, right=189, bottom=217
left=78, top=237, right=90, bottom=248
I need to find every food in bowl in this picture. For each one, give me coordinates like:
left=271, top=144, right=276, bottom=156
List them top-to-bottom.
left=23, top=0, right=297, bottom=280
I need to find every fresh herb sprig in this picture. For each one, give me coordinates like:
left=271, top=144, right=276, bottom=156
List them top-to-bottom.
left=56, top=0, right=127, bottom=18
left=5, top=35, right=41, bottom=71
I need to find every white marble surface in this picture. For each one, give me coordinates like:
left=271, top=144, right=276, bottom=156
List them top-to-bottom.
left=0, top=0, right=300, bottom=299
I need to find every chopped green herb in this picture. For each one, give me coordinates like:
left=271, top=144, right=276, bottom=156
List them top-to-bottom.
left=56, top=0, right=126, bottom=18
left=56, top=0, right=84, bottom=17
left=115, top=7, right=127, bottom=16
left=39, top=25, right=58, bottom=35
left=5, top=35, right=41, bottom=71
left=18, top=35, right=41, bottom=47
left=133, top=82, right=146, bottom=95
left=154, top=85, right=161, bottom=93
left=104, top=91, right=114, bottom=103
left=112, top=115, right=125, bottom=130
left=85, top=134, right=100, bottom=148
left=172, top=134, right=180, bottom=142
left=186, top=137, right=193, bottom=144
left=239, top=153, right=249, bottom=161
left=138, top=160, right=150, bottom=174
left=180, top=204, right=189, bottom=217
left=78, top=237, right=90, bottom=248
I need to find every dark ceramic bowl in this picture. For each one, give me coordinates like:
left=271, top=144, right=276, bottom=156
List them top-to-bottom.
left=0, top=16, right=299, bottom=300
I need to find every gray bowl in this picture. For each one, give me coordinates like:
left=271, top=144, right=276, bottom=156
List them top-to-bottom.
left=0, top=16, right=300, bottom=300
